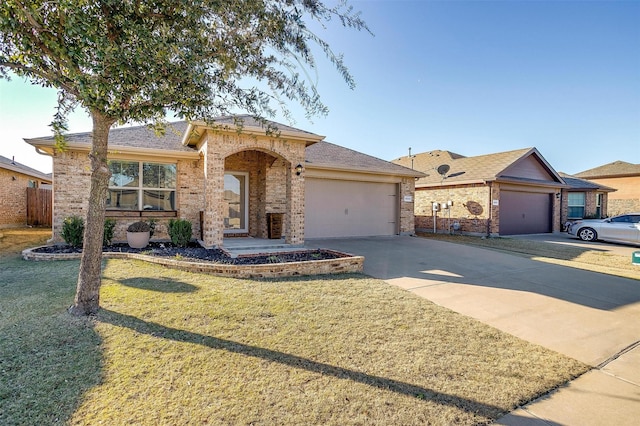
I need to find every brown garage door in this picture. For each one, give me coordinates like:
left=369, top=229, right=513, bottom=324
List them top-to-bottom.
left=305, top=178, right=398, bottom=238
left=500, top=191, right=552, bottom=235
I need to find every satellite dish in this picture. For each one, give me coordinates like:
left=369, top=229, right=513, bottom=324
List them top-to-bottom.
left=436, top=164, right=450, bottom=176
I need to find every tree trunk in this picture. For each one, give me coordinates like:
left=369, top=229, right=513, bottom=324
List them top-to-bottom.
left=68, top=111, right=116, bottom=316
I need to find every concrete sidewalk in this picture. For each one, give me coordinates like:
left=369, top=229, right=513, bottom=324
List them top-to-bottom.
left=306, top=236, right=640, bottom=425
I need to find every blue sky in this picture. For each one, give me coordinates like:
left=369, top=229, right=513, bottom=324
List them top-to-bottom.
left=1, top=0, right=638, bottom=175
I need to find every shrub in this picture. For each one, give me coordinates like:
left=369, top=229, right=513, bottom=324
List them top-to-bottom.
left=62, top=216, right=84, bottom=247
left=103, top=219, right=116, bottom=246
left=148, top=219, right=157, bottom=238
left=168, top=219, right=192, bottom=247
left=127, top=221, right=151, bottom=233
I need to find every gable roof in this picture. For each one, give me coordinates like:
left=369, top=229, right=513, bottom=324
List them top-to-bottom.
left=184, top=114, right=323, bottom=146
left=24, top=117, right=420, bottom=178
left=306, top=141, right=423, bottom=177
left=393, top=147, right=565, bottom=188
left=0, top=155, right=51, bottom=182
left=574, top=161, right=640, bottom=179
left=559, top=173, right=616, bottom=192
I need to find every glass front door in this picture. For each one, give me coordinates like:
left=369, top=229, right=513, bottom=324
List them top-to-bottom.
left=224, top=172, right=248, bottom=232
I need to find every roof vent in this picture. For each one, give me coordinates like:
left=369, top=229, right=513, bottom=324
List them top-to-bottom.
left=11, top=156, right=16, bottom=165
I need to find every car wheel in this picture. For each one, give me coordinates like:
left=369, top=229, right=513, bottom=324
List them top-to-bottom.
left=578, top=227, right=597, bottom=242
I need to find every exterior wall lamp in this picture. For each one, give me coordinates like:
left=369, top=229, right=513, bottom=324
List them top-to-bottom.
left=295, top=164, right=304, bottom=176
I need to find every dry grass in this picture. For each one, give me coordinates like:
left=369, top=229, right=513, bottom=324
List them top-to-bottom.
left=0, top=227, right=51, bottom=255
left=1, top=228, right=589, bottom=425
left=418, top=233, right=640, bottom=280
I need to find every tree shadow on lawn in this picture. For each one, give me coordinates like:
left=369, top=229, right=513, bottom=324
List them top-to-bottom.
left=116, top=277, right=198, bottom=293
left=97, top=308, right=507, bottom=420
left=0, top=312, right=103, bottom=425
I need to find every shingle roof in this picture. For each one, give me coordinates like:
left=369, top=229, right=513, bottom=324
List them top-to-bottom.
left=205, top=114, right=320, bottom=137
left=25, top=117, right=420, bottom=177
left=25, top=121, right=194, bottom=153
left=305, top=141, right=423, bottom=177
left=393, top=147, right=562, bottom=186
left=0, top=155, right=51, bottom=181
left=574, top=161, right=640, bottom=178
left=559, top=172, right=616, bottom=192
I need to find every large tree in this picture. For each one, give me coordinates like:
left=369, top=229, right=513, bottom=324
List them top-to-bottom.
left=1, top=0, right=368, bottom=315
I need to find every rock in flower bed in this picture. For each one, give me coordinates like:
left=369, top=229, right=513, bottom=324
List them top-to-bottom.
left=31, top=242, right=348, bottom=265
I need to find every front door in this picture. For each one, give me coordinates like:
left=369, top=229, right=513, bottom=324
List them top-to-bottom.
left=224, top=172, right=248, bottom=233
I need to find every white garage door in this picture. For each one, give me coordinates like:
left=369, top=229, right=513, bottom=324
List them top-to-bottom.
left=305, top=178, right=398, bottom=238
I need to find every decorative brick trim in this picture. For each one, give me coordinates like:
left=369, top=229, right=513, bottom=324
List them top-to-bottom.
left=21, top=247, right=364, bottom=278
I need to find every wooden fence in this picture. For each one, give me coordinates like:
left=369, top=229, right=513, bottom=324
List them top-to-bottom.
left=27, top=187, right=52, bottom=226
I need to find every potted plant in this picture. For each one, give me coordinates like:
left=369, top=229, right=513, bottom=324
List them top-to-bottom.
left=126, top=221, right=151, bottom=248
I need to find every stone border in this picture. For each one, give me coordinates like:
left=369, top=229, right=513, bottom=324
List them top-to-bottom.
left=21, top=247, right=364, bottom=279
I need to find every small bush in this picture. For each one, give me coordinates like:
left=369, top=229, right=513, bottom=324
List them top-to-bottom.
left=62, top=216, right=84, bottom=247
left=103, top=219, right=116, bottom=246
left=148, top=219, right=157, bottom=238
left=168, top=219, right=192, bottom=247
left=127, top=221, right=150, bottom=233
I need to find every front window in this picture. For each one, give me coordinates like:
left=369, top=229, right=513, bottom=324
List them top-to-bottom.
left=107, top=160, right=176, bottom=211
left=567, top=192, right=585, bottom=219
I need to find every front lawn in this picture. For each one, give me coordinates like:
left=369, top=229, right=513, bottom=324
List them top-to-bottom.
left=1, top=229, right=588, bottom=425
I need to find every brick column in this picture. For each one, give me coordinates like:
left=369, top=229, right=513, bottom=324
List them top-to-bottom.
left=202, top=140, right=225, bottom=248
left=286, top=163, right=305, bottom=245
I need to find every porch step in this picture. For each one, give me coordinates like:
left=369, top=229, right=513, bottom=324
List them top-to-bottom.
left=219, top=237, right=309, bottom=258
left=223, top=245, right=305, bottom=259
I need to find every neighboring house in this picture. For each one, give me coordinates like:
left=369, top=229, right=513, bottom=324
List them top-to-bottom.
left=25, top=116, right=423, bottom=247
left=392, top=148, right=568, bottom=236
left=0, top=155, right=52, bottom=228
left=574, top=161, right=640, bottom=215
left=558, top=173, right=616, bottom=223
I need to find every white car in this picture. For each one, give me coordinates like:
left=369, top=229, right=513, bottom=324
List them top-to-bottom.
left=568, top=213, right=640, bottom=245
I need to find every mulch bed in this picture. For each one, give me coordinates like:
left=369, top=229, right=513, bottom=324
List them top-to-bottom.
left=31, top=242, right=347, bottom=265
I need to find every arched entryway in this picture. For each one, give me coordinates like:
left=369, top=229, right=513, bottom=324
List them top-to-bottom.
left=223, top=150, right=290, bottom=239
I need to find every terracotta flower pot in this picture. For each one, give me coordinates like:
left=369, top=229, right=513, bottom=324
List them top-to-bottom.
left=127, top=231, right=150, bottom=249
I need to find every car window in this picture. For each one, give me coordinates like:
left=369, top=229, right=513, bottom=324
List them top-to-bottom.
left=610, top=215, right=630, bottom=223
left=631, top=215, right=640, bottom=224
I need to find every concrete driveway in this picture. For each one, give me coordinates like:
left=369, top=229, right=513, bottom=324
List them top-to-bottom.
left=509, top=232, right=639, bottom=257
left=306, top=235, right=640, bottom=425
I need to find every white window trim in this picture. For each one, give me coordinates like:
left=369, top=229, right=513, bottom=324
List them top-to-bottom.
left=107, top=160, right=177, bottom=211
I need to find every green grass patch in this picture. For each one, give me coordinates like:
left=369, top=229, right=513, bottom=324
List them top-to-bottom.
left=1, top=229, right=589, bottom=425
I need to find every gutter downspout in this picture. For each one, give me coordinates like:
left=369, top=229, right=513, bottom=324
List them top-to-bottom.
left=487, top=181, right=492, bottom=237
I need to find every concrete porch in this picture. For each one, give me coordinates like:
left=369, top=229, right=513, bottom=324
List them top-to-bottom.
left=221, top=236, right=304, bottom=258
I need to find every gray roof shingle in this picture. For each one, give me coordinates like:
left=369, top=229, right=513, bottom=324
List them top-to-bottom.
left=25, top=117, right=420, bottom=177
left=25, top=121, right=194, bottom=153
left=305, top=141, right=422, bottom=176
left=393, top=147, right=565, bottom=187
left=0, top=155, right=51, bottom=181
left=574, top=161, right=640, bottom=178
left=559, top=172, right=616, bottom=191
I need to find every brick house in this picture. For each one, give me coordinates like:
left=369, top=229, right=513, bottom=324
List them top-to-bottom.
left=25, top=116, right=422, bottom=247
left=393, top=147, right=605, bottom=236
left=0, top=155, right=52, bottom=228
left=574, top=161, right=640, bottom=215
left=558, top=173, right=616, bottom=223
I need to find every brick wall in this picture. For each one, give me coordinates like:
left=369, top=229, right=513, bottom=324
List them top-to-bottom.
left=201, top=130, right=306, bottom=247
left=50, top=150, right=201, bottom=243
left=51, top=150, right=91, bottom=241
left=0, top=168, right=38, bottom=227
left=581, top=176, right=639, bottom=215
left=399, top=178, right=416, bottom=235
left=414, top=184, right=491, bottom=235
